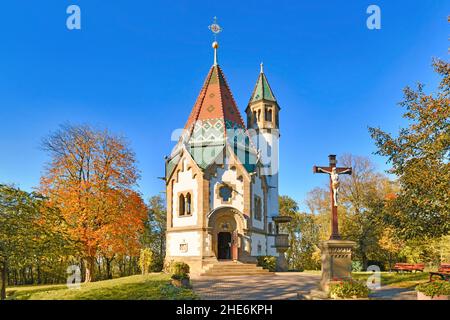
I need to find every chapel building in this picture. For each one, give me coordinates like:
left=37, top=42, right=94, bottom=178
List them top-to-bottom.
left=164, top=41, right=281, bottom=274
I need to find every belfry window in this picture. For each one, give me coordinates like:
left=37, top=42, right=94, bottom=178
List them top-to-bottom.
left=265, top=108, right=273, bottom=122
left=219, top=185, right=233, bottom=202
left=186, top=193, right=192, bottom=215
left=179, top=194, right=185, bottom=216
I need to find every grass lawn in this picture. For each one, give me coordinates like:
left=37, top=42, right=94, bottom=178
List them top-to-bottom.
left=352, top=271, right=430, bottom=289
left=6, top=273, right=198, bottom=300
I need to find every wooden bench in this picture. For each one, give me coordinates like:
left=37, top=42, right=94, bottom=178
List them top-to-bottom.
left=393, top=263, right=425, bottom=273
left=429, top=264, right=450, bottom=282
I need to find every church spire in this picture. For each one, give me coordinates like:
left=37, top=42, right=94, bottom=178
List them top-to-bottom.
left=249, top=64, right=277, bottom=104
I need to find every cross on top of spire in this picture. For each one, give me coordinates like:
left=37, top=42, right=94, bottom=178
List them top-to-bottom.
left=208, top=16, right=223, bottom=41
left=208, top=17, right=223, bottom=65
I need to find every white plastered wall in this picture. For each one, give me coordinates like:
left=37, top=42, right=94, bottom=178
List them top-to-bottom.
left=172, top=157, right=198, bottom=228
left=167, top=231, right=202, bottom=257
left=250, top=233, right=267, bottom=256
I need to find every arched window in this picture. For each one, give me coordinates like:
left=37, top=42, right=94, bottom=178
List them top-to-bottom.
left=265, top=108, right=273, bottom=122
left=186, top=193, right=192, bottom=215
left=179, top=194, right=185, bottom=216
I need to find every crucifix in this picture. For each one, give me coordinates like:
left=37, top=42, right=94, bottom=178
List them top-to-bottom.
left=313, top=155, right=352, bottom=240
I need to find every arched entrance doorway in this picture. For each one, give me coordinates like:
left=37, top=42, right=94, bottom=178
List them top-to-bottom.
left=207, top=207, right=248, bottom=261
left=218, top=232, right=231, bottom=259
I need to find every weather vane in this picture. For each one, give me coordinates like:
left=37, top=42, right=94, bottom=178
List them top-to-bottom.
left=208, top=16, right=223, bottom=41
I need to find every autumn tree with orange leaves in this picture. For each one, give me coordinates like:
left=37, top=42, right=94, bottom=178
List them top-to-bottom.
left=40, top=124, right=147, bottom=282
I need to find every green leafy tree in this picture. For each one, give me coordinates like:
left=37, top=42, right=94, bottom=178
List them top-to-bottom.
left=369, top=59, right=450, bottom=239
left=338, top=154, right=397, bottom=269
left=0, top=185, right=68, bottom=300
left=0, top=185, right=41, bottom=299
left=142, top=195, right=166, bottom=271
left=279, top=196, right=321, bottom=270
left=378, top=227, right=405, bottom=271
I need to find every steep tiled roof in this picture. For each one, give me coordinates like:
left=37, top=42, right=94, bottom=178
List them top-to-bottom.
left=168, top=65, right=257, bottom=174
left=184, top=65, right=246, bottom=131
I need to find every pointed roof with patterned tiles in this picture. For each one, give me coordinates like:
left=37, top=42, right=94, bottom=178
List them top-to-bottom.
left=184, top=65, right=246, bottom=132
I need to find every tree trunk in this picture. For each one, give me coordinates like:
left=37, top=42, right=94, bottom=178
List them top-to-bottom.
left=388, top=253, right=394, bottom=273
left=362, top=255, right=368, bottom=271
left=84, top=256, right=95, bottom=283
left=128, top=256, right=132, bottom=276
left=105, top=257, right=113, bottom=279
left=80, top=258, right=85, bottom=282
left=97, top=258, right=102, bottom=280
left=1, top=260, right=7, bottom=300
left=37, top=265, right=41, bottom=285
left=30, top=266, right=34, bottom=284
left=21, top=268, right=26, bottom=285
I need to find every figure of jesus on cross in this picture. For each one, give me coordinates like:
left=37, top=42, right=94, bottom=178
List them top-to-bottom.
left=313, top=155, right=352, bottom=240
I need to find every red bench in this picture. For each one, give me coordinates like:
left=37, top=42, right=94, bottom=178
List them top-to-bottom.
left=393, top=263, right=425, bottom=273
left=429, top=263, right=450, bottom=281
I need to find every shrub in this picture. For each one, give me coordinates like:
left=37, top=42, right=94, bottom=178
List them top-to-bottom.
left=139, top=248, right=154, bottom=275
left=257, top=256, right=277, bottom=272
left=352, top=261, right=363, bottom=272
left=171, top=262, right=190, bottom=280
left=329, top=279, right=370, bottom=299
left=416, top=281, right=450, bottom=298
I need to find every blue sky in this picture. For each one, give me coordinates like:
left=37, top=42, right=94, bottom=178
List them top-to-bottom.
left=0, top=1, right=448, bottom=210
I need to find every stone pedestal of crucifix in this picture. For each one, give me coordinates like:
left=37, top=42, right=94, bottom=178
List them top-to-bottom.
left=313, top=155, right=356, bottom=292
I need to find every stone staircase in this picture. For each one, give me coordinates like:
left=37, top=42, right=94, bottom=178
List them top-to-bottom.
left=199, top=261, right=272, bottom=277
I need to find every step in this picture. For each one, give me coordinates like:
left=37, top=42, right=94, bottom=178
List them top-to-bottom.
left=199, top=262, right=272, bottom=276
left=207, top=265, right=266, bottom=270
left=204, top=267, right=269, bottom=271
left=206, top=269, right=268, bottom=273
left=200, top=271, right=271, bottom=277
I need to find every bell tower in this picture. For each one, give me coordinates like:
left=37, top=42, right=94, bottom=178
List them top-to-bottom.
left=246, top=63, right=280, bottom=133
left=246, top=64, right=280, bottom=248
